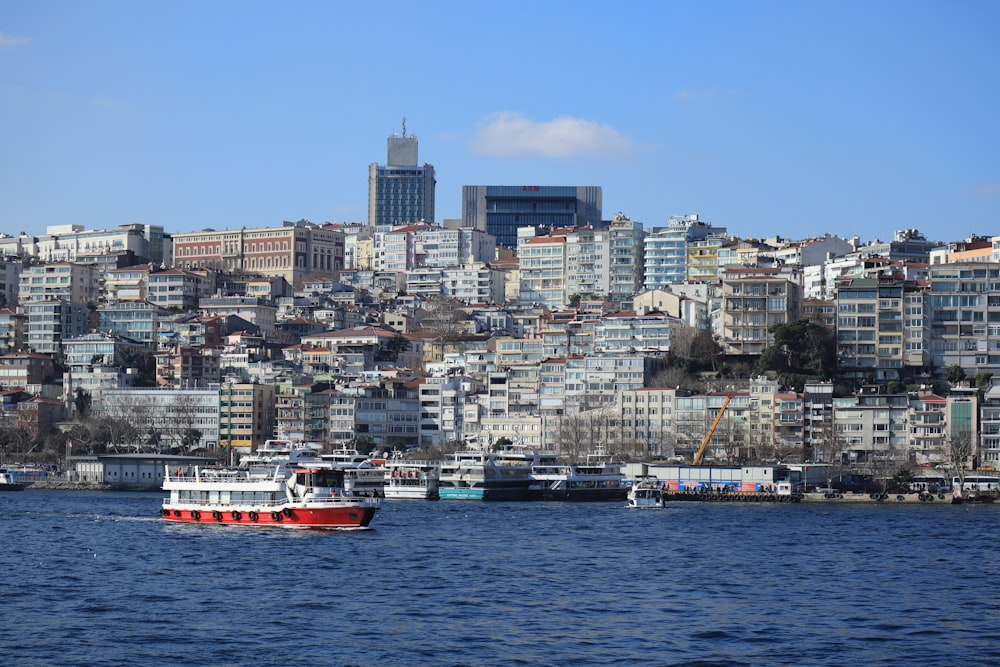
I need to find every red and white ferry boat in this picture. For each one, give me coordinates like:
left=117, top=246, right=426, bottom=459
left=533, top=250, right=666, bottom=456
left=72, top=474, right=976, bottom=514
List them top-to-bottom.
left=160, top=462, right=379, bottom=529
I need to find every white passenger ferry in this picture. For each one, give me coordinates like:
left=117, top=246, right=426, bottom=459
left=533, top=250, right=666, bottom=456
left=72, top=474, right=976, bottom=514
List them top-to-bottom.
left=318, top=447, right=387, bottom=496
left=529, top=449, right=627, bottom=501
left=384, top=459, right=440, bottom=500
left=161, top=462, right=379, bottom=529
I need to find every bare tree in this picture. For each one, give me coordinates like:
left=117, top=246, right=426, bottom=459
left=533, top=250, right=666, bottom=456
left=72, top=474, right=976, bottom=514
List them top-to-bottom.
left=418, top=296, right=469, bottom=363
left=669, top=325, right=699, bottom=359
left=168, top=392, right=204, bottom=453
left=99, top=394, right=142, bottom=449
left=554, top=413, right=590, bottom=461
left=0, top=425, right=33, bottom=461
left=946, top=431, right=975, bottom=494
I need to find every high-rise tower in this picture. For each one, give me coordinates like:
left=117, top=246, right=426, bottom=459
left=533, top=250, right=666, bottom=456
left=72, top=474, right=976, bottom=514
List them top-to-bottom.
left=368, top=118, right=436, bottom=231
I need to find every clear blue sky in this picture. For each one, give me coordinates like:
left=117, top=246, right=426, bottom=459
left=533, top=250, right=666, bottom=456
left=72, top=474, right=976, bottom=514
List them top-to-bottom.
left=2, top=1, right=997, bottom=244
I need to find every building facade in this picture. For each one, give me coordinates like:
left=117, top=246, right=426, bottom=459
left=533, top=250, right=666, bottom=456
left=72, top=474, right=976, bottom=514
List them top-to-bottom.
left=368, top=127, right=436, bottom=230
left=462, top=185, right=602, bottom=249
left=643, top=215, right=725, bottom=289
left=171, top=221, right=345, bottom=287
left=518, top=235, right=567, bottom=309
left=19, top=262, right=99, bottom=306
left=928, top=262, right=1000, bottom=375
left=719, top=266, right=802, bottom=356
left=26, top=299, right=90, bottom=356
left=218, top=382, right=277, bottom=452
left=92, top=387, right=222, bottom=452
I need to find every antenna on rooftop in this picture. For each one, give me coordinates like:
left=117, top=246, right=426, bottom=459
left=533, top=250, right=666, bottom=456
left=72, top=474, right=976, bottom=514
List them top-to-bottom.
left=402, top=115, right=407, bottom=137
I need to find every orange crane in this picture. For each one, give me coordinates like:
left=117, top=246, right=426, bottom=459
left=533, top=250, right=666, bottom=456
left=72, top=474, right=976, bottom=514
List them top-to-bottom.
left=691, top=393, right=735, bottom=466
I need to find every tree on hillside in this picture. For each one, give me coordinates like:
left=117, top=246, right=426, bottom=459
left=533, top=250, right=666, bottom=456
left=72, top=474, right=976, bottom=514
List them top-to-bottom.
left=757, top=319, right=837, bottom=380
left=647, top=325, right=722, bottom=391
left=669, top=325, right=722, bottom=372
left=688, top=330, right=722, bottom=372
left=376, top=333, right=411, bottom=364
left=945, top=365, right=967, bottom=386
left=74, top=388, right=92, bottom=418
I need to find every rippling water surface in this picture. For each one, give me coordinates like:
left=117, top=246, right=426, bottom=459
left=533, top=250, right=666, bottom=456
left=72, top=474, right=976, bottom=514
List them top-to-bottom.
left=2, top=491, right=999, bottom=666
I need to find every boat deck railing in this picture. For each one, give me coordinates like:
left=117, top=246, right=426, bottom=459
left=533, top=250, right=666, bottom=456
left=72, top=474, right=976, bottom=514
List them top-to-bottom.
left=165, top=466, right=285, bottom=483
left=163, top=494, right=379, bottom=509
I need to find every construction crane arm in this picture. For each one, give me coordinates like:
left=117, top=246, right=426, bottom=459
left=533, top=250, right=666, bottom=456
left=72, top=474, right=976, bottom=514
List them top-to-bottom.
left=692, top=393, right=735, bottom=466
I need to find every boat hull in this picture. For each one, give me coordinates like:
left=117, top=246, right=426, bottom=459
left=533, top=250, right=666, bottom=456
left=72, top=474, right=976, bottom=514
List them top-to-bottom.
left=0, top=483, right=28, bottom=491
left=384, top=485, right=439, bottom=500
left=438, top=485, right=530, bottom=501
left=534, top=487, right=628, bottom=501
left=384, top=491, right=437, bottom=500
left=801, top=491, right=956, bottom=504
left=160, top=504, right=378, bottom=528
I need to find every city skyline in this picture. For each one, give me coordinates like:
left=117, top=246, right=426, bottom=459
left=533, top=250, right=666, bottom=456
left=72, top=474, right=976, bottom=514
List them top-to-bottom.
left=1, top=1, right=997, bottom=243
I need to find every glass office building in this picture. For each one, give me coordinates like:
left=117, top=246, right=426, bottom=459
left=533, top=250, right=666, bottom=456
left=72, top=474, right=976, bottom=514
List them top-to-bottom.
left=462, top=185, right=602, bottom=249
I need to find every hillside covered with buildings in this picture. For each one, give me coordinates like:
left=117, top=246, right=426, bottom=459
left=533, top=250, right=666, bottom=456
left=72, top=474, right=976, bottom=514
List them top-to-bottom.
left=1, top=130, right=998, bottom=476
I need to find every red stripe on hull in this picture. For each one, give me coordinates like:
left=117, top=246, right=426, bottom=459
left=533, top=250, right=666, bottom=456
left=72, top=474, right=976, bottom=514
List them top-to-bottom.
left=161, top=506, right=377, bottom=528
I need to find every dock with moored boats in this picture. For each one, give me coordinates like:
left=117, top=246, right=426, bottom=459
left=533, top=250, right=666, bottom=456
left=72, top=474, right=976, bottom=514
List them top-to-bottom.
left=659, top=489, right=801, bottom=503
left=801, top=490, right=956, bottom=504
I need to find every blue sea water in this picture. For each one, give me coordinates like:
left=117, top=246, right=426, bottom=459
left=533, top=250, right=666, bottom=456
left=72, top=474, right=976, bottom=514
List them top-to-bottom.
left=1, top=490, right=999, bottom=667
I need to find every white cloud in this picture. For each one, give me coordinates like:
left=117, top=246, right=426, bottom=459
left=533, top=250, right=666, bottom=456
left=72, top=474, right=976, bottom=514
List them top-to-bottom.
left=0, top=32, right=32, bottom=48
left=673, top=86, right=741, bottom=103
left=674, top=86, right=721, bottom=103
left=91, top=96, right=127, bottom=110
left=471, top=112, right=633, bottom=158
left=975, top=182, right=1000, bottom=195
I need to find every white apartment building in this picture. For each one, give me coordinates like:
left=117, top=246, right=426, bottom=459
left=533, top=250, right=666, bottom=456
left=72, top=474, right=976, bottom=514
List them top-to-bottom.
left=606, top=213, right=645, bottom=307
left=643, top=215, right=727, bottom=290
left=7, top=224, right=166, bottom=266
left=417, top=226, right=496, bottom=268
left=564, top=227, right=605, bottom=298
left=518, top=235, right=567, bottom=309
left=19, top=262, right=99, bottom=306
left=928, top=262, right=1000, bottom=374
left=102, top=264, right=152, bottom=302
left=404, top=264, right=504, bottom=305
left=441, top=265, right=504, bottom=305
left=719, top=266, right=802, bottom=356
left=148, top=269, right=214, bottom=310
left=26, top=299, right=89, bottom=355
left=594, top=313, right=676, bottom=354
left=418, top=374, right=478, bottom=447
left=91, top=386, right=222, bottom=451
left=833, top=388, right=909, bottom=467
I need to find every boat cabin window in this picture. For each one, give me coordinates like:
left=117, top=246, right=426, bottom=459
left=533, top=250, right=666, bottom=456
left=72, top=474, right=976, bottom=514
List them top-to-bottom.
left=295, top=469, right=344, bottom=488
